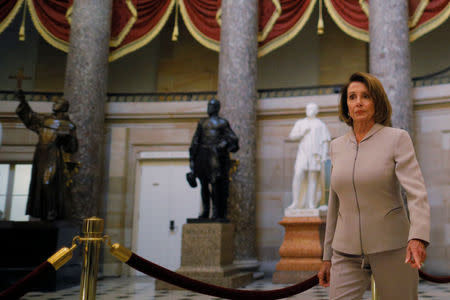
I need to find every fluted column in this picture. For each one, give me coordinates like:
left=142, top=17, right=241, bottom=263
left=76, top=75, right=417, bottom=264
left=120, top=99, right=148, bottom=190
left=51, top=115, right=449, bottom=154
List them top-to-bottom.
left=64, top=0, right=113, bottom=220
left=218, top=0, right=259, bottom=269
left=369, top=0, right=412, bottom=132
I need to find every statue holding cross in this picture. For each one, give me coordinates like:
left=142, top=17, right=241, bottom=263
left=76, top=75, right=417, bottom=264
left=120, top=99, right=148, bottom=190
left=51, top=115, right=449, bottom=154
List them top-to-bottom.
left=14, top=84, right=79, bottom=220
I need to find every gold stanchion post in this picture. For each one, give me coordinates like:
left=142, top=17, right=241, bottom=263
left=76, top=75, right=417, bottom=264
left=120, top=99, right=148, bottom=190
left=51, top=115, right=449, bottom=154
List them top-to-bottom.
left=79, top=217, right=104, bottom=300
left=371, top=275, right=378, bottom=300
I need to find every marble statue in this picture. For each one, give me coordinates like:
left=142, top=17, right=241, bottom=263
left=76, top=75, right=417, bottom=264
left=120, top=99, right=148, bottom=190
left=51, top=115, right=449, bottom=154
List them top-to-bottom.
left=15, top=90, right=78, bottom=220
left=187, top=99, right=239, bottom=220
left=285, top=103, right=330, bottom=215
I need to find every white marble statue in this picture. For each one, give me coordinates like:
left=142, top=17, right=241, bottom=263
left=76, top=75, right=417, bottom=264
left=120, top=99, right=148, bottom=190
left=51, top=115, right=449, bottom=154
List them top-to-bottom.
left=285, top=103, right=330, bottom=215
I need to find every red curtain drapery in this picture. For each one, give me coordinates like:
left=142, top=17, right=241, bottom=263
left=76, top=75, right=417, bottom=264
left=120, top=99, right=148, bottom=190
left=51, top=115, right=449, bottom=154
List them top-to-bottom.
left=0, top=0, right=25, bottom=35
left=0, top=0, right=448, bottom=60
left=25, top=0, right=176, bottom=61
left=27, top=0, right=72, bottom=51
left=109, top=0, right=175, bottom=61
left=179, top=0, right=317, bottom=57
left=179, top=0, right=220, bottom=51
left=258, top=0, right=317, bottom=56
left=324, top=0, right=450, bottom=42
left=409, top=0, right=450, bottom=40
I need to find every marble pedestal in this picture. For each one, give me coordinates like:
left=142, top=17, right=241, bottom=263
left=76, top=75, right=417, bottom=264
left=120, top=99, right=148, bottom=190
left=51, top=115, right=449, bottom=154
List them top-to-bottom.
left=273, top=216, right=325, bottom=284
left=156, top=223, right=253, bottom=290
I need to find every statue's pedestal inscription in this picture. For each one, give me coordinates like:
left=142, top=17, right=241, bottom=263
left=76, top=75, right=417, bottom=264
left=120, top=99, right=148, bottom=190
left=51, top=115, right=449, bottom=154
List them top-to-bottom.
left=273, top=216, right=325, bottom=284
left=156, top=223, right=252, bottom=289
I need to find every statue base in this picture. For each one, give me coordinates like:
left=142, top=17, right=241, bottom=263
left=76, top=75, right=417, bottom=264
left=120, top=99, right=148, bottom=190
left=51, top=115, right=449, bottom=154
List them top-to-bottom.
left=284, top=207, right=327, bottom=217
left=272, top=216, right=326, bottom=284
left=186, top=218, right=230, bottom=223
left=156, top=223, right=252, bottom=289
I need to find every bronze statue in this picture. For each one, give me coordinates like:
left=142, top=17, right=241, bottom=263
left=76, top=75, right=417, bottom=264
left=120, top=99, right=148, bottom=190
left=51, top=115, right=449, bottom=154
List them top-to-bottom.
left=15, top=90, right=78, bottom=220
left=187, top=99, right=239, bottom=220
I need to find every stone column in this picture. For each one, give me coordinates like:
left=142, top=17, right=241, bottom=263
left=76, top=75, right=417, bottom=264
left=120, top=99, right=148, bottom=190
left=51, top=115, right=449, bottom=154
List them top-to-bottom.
left=218, top=0, right=259, bottom=270
left=369, top=0, right=412, bottom=132
left=64, top=1, right=113, bottom=220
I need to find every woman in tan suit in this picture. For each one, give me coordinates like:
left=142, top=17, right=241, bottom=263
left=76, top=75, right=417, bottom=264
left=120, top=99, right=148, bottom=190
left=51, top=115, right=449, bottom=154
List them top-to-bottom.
left=318, top=72, right=430, bottom=300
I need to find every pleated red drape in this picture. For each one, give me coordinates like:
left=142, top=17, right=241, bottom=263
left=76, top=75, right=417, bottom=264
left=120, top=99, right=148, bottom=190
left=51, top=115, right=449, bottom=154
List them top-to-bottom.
left=0, top=0, right=25, bottom=34
left=29, top=0, right=71, bottom=45
left=109, top=0, right=175, bottom=60
left=179, top=0, right=317, bottom=56
left=259, top=0, right=316, bottom=55
left=325, top=0, right=450, bottom=42
left=414, top=0, right=449, bottom=27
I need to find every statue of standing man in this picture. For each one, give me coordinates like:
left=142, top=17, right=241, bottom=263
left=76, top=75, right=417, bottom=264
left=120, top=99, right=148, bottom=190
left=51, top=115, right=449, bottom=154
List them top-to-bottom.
left=15, top=90, right=78, bottom=221
left=187, top=99, right=239, bottom=221
left=285, top=103, right=330, bottom=215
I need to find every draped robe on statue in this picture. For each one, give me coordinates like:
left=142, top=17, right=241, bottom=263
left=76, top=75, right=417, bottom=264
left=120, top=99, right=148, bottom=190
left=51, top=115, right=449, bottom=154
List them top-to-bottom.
left=16, top=101, right=78, bottom=220
left=288, top=117, right=330, bottom=209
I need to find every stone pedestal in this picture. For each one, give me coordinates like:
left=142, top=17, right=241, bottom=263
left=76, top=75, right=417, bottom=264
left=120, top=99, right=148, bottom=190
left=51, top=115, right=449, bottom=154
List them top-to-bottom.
left=273, top=217, right=325, bottom=284
left=156, top=223, right=253, bottom=290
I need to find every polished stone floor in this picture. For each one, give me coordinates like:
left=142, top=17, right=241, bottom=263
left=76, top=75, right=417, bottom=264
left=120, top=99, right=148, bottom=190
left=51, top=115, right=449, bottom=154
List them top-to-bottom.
left=21, top=276, right=449, bottom=300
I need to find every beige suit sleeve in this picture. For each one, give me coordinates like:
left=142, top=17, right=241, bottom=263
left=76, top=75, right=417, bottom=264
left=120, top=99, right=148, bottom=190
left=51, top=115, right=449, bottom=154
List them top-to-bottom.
left=394, top=130, right=430, bottom=244
left=323, top=142, right=338, bottom=260
left=323, top=189, right=339, bottom=260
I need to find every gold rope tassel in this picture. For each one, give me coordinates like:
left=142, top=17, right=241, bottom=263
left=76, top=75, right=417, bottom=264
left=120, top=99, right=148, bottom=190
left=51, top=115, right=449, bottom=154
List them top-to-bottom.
left=19, top=0, right=27, bottom=41
left=172, top=0, right=180, bottom=41
left=317, top=0, right=324, bottom=35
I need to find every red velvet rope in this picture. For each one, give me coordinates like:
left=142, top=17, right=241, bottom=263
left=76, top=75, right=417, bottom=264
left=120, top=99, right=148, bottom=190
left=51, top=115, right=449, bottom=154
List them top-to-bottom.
left=0, top=252, right=446, bottom=300
left=126, top=252, right=319, bottom=299
left=126, top=252, right=450, bottom=297
left=0, top=261, right=55, bottom=300
left=419, top=269, right=450, bottom=284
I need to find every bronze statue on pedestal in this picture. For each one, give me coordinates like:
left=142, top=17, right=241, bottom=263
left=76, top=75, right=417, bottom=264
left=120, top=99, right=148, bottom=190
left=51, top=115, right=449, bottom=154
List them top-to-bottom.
left=15, top=90, right=78, bottom=220
left=187, top=99, right=239, bottom=221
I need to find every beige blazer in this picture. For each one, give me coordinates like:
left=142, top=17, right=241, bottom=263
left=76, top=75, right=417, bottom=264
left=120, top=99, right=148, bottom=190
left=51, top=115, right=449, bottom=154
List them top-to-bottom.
left=323, top=123, right=430, bottom=260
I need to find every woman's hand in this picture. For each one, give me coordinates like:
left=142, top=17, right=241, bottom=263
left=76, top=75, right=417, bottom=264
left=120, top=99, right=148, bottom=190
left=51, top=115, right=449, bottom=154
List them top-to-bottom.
left=405, top=239, right=427, bottom=269
left=318, top=260, right=331, bottom=287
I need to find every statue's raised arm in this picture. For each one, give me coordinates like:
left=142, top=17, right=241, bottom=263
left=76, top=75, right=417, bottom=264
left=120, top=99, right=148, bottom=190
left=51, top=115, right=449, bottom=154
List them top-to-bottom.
left=15, top=89, right=44, bottom=134
left=15, top=95, right=78, bottom=221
